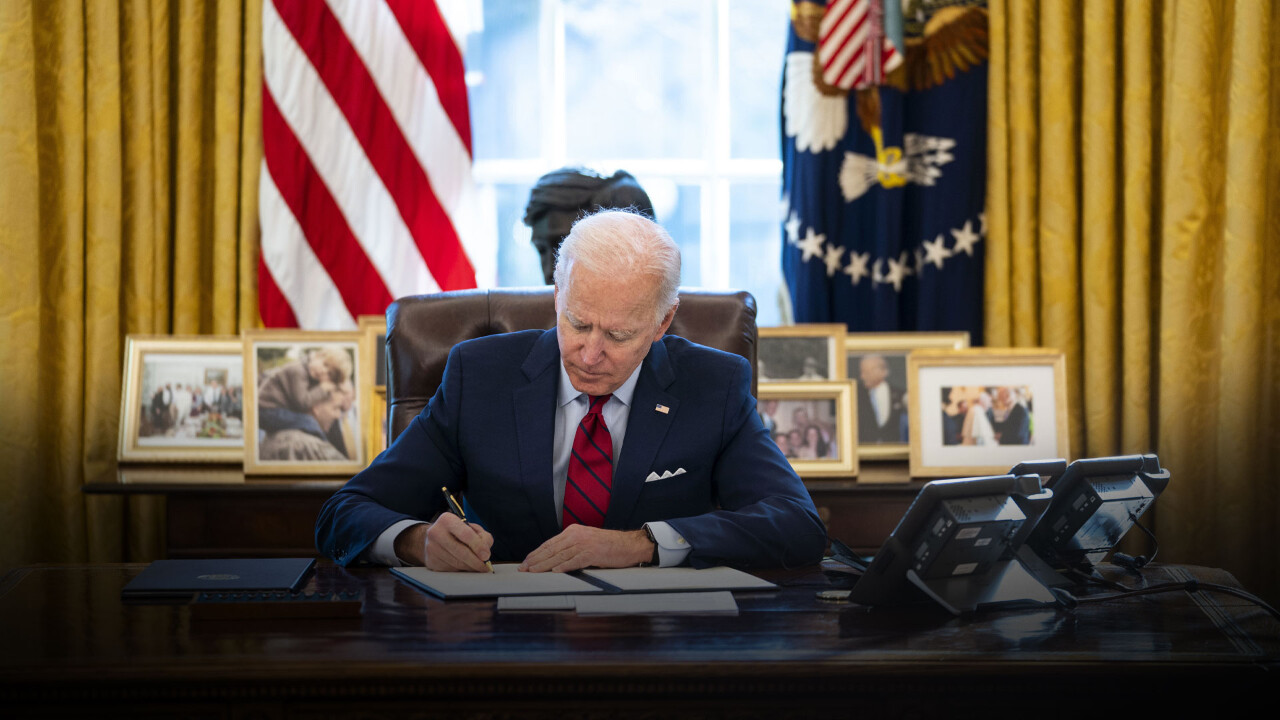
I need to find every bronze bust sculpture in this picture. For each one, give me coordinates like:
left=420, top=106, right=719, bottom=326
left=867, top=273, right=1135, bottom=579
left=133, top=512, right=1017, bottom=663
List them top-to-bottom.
left=522, top=168, right=654, bottom=284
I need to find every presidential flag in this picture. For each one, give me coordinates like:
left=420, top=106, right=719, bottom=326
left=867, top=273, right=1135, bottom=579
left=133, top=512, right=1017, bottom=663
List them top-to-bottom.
left=259, top=0, right=483, bottom=329
left=781, top=0, right=988, bottom=344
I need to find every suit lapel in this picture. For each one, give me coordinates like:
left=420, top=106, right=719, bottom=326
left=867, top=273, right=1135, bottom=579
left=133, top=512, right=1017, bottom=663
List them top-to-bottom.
left=514, top=329, right=562, bottom=540
left=606, top=340, right=677, bottom=528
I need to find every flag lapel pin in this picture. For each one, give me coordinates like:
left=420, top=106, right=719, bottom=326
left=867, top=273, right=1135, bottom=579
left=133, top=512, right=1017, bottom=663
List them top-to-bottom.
left=655, top=404, right=669, bottom=414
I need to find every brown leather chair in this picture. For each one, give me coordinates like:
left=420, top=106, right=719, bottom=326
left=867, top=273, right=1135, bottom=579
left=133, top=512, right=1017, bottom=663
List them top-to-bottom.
left=385, top=287, right=758, bottom=442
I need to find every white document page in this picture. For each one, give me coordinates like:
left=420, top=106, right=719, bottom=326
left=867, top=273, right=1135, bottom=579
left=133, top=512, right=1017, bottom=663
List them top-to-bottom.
left=392, top=564, right=603, bottom=599
left=581, top=566, right=776, bottom=593
left=574, top=591, right=739, bottom=616
left=496, top=595, right=578, bottom=612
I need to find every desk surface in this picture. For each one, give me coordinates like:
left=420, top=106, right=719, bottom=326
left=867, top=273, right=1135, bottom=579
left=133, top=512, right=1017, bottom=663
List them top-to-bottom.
left=2, top=562, right=1276, bottom=717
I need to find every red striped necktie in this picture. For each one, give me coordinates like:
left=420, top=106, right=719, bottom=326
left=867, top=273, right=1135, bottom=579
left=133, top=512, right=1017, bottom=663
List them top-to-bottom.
left=563, top=394, right=614, bottom=529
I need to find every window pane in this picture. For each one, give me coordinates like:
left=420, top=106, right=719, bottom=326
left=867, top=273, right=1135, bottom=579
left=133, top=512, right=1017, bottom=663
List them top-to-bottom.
left=563, top=0, right=711, bottom=159
left=729, top=0, right=788, bottom=159
left=467, top=1, right=542, bottom=160
left=729, top=182, right=785, bottom=326
left=492, top=183, right=547, bottom=287
left=659, top=183, right=702, bottom=286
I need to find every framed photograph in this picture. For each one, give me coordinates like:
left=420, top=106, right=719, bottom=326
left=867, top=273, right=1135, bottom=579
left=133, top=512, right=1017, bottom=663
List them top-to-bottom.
left=358, top=314, right=389, bottom=463
left=757, top=324, right=848, bottom=382
left=243, top=330, right=367, bottom=475
left=845, top=331, right=970, bottom=460
left=117, top=336, right=246, bottom=463
left=908, top=349, right=1069, bottom=478
left=756, top=382, right=858, bottom=478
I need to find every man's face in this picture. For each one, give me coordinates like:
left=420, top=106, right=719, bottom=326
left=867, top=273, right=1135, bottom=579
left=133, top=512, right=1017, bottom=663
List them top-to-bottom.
left=555, top=262, right=674, bottom=396
left=859, top=355, right=889, bottom=389
left=792, top=408, right=810, bottom=428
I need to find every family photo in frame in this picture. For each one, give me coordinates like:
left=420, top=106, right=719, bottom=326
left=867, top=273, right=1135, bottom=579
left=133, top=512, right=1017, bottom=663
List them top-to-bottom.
left=243, top=330, right=366, bottom=475
left=117, top=336, right=246, bottom=463
left=908, top=349, right=1069, bottom=477
left=756, top=381, right=857, bottom=478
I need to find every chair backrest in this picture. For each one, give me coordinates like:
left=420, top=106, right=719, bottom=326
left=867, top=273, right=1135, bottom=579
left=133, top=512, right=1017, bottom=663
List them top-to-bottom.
left=385, top=287, right=758, bottom=442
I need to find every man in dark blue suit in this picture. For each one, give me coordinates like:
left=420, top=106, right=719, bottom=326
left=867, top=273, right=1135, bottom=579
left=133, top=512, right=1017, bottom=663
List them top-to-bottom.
left=316, top=211, right=827, bottom=572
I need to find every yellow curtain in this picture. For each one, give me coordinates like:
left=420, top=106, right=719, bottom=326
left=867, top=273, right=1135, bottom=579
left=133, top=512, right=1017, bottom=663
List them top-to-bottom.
left=0, top=0, right=262, bottom=569
left=988, top=0, right=1280, bottom=603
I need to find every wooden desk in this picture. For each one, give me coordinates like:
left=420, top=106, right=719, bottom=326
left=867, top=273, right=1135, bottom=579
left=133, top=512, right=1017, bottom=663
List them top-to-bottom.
left=85, top=462, right=926, bottom=558
left=2, top=562, right=1275, bottom=717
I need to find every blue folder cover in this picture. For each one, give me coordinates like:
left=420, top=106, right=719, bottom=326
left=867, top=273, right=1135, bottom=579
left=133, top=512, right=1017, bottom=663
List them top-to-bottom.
left=121, top=558, right=316, bottom=599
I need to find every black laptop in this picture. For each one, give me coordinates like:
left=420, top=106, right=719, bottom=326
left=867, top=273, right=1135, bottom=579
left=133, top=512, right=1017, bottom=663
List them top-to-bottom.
left=121, top=558, right=316, bottom=600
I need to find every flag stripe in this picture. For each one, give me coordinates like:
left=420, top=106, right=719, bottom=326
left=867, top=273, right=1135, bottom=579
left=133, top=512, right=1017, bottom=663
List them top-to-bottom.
left=258, top=0, right=477, bottom=329
left=262, top=0, right=440, bottom=302
left=273, top=0, right=476, bottom=292
left=327, top=0, right=479, bottom=247
left=383, top=0, right=472, bottom=156
left=824, top=16, right=866, bottom=77
left=261, top=91, right=394, bottom=322
left=258, top=163, right=358, bottom=330
left=257, top=249, right=301, bottom=329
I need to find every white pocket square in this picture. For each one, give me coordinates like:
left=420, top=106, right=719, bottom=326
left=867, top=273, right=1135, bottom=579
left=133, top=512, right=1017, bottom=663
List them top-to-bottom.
left=645, top=468, right=686, bottom=482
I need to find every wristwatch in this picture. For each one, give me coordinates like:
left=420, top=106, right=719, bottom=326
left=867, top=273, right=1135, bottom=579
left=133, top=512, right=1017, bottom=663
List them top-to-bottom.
left=641, top=524, right=660, bottom=567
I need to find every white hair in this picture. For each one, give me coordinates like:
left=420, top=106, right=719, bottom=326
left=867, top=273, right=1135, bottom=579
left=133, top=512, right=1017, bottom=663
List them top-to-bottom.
left=553, top=209, right=681, bottom=324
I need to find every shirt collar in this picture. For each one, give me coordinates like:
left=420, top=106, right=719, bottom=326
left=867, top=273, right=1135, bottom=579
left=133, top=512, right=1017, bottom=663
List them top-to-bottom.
left=557, top=358, right=643, bottom=409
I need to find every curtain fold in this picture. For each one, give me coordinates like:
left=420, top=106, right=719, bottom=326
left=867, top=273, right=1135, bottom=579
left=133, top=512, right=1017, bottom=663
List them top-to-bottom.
left=0, top=0, right=262, bottom=570
left=988, top=0, right=1279, bottom=603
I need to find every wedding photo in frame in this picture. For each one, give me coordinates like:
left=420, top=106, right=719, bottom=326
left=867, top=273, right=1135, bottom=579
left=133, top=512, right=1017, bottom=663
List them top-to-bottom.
left=358, top=314, right=389, bottom=464
left=757, top=324, right=848, bottom=382
left=243, top=329, right=367, bottom=476
left=845, top=331, right=970, bottom=460
left=117, top=336, right=246, bottom=463
left=908, top=349, right=1069, bottom=478
left=756, top=382, right=858, bottom=478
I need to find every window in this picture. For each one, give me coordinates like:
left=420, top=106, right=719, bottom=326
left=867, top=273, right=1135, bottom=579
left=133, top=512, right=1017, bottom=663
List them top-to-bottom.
left=465, top=0, right=789, bottom=324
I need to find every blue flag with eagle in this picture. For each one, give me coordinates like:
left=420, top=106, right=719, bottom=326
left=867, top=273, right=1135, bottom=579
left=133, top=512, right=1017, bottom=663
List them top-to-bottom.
left=781, top=0, right=989, bottom=344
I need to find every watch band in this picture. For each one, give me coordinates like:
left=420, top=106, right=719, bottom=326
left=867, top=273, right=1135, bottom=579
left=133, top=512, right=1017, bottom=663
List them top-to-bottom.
left=642, top=524, right=660, bottom=567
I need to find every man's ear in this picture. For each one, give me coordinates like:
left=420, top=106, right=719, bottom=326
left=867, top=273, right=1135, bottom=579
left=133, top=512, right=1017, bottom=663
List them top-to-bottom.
left=653, top=302, right=678, bottom=341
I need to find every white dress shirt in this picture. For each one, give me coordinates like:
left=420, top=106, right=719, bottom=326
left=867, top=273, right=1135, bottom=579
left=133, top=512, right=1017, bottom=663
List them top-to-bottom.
left=367, top=359, right=690, bottom=567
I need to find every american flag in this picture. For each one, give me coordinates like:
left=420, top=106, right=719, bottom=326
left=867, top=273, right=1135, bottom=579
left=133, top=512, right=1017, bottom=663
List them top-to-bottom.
left=259, top=0, right=481, bottom=329
left=817, top=0, right=902, bottom=91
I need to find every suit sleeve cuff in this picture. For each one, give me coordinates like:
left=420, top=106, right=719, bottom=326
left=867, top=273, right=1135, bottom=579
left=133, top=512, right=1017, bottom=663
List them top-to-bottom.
left=366, top=519, right=426, bottom=566
left=644, top=521, right=691, bottom=567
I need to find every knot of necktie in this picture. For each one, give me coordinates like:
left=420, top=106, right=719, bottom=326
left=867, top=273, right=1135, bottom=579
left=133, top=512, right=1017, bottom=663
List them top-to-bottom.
left=587, top=394, right=612, bottom=415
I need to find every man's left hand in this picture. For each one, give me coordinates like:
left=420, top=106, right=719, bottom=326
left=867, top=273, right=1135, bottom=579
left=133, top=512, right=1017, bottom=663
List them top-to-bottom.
left=518, top=526, right=653, bottom=572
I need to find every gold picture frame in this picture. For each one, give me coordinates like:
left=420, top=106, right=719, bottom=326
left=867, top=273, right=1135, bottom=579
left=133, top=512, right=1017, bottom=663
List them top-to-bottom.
left=358, top=314, right=389, bottom=464
left=757, top=324, right=848, bottom=382
left=243, top=329, right=368, bottom=475
left=844, top=331, right=970, bottom=460
left=117, top=335, right=246, bottom=463
left=908, top=348, right=1069, bottom=478
left=756, top=381, right=858, bottom=478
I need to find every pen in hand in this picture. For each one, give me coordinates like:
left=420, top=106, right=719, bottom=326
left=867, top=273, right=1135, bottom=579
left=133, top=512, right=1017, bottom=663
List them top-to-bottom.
left=441, top=486, right=495, bottom=573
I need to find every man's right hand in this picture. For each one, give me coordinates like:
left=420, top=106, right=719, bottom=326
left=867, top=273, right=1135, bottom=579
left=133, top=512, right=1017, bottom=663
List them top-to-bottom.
left=393, top=514, right=494, bottom=572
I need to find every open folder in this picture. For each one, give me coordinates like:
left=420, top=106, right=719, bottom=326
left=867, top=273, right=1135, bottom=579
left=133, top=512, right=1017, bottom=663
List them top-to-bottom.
left=391, top=564, right=776, bottom=600
left=392, top=564, right=603, bottom=599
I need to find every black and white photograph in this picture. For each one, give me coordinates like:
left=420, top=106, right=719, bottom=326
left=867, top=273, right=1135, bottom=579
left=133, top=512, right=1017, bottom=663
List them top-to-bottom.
left=757, top=324, right=847, bottom=382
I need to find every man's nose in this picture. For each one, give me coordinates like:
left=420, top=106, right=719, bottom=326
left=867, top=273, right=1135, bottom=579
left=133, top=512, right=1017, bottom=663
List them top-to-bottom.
left=579, top=333, right=605, bottom=365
